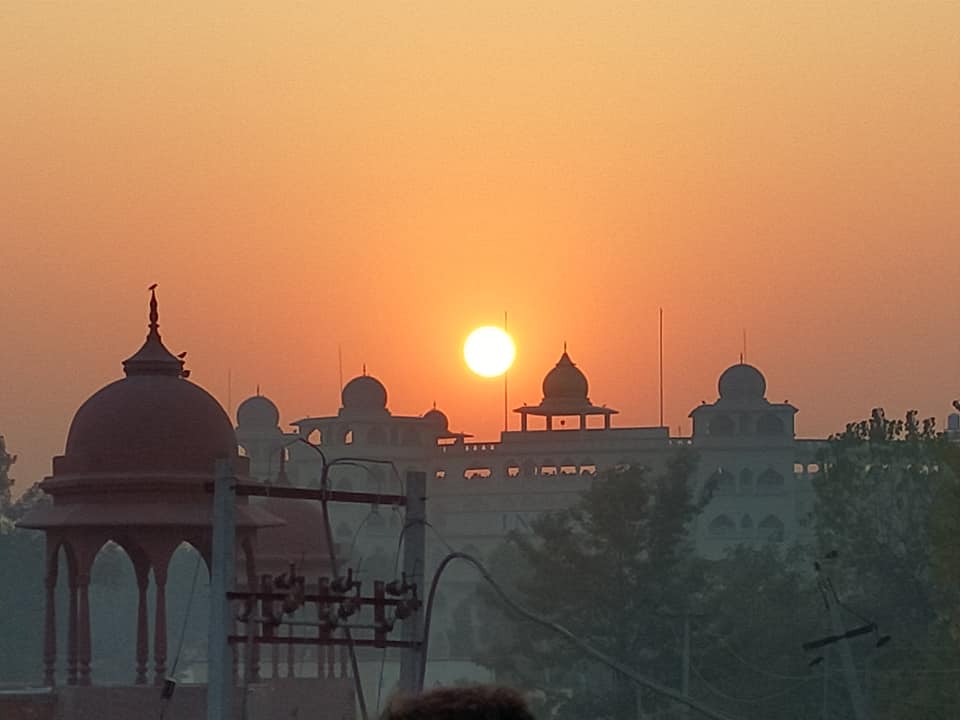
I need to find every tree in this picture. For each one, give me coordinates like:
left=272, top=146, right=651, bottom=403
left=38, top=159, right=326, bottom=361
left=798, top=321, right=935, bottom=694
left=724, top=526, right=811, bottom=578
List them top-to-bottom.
left=814, top=409, right=960, bottom=719
left=469, top=449, right=706, bottom=720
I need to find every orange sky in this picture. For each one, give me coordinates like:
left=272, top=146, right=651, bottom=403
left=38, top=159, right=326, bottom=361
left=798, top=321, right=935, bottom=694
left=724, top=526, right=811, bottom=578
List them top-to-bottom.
left=2, top=3, right=959, bottom=491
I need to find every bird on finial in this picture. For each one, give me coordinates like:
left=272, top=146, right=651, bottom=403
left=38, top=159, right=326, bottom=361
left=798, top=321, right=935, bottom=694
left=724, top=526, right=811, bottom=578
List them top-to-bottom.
left=177, top=351, right=187, bottom=359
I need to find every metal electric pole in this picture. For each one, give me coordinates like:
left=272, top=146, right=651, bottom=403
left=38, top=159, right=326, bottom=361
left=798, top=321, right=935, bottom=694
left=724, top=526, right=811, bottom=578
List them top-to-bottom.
left=207, top=460, right=236, bottom=720
left=398, top=471, right=426, bottom=694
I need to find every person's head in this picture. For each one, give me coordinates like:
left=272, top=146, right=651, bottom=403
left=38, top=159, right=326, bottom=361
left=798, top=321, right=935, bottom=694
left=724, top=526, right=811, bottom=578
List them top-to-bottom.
left=382, top=685, right=536, bottom=720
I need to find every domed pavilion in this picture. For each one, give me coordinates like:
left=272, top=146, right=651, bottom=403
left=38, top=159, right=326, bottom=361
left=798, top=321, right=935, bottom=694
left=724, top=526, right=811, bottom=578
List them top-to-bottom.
left=19, top=290, right=281, bottom=687
left=513, top=348, right=618, bottom=431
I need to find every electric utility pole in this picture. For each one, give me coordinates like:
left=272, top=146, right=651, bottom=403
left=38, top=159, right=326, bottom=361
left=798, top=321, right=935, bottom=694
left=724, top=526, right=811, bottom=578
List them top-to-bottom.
left=207, top=460, right=236, bottom=720
left=398, top=471, right=426, bottom=694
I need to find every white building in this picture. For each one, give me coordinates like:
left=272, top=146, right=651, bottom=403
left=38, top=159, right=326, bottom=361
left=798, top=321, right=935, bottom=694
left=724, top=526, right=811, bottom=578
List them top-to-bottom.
left=234, top=353, right=820, bottom=690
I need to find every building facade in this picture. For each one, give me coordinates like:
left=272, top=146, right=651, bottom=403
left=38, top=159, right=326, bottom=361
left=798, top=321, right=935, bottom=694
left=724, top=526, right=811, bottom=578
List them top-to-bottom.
left=235, top=352, right=822, bottom=688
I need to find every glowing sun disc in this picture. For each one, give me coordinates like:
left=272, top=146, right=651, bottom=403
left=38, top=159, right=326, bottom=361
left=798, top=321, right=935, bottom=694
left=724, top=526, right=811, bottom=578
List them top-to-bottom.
left=464, top=326, right=516, bottom=378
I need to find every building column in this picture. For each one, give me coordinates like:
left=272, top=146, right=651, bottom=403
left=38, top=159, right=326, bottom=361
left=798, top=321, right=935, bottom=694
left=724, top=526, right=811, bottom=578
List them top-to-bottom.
left=42, top=544, right=58, bottom=686
left=153, top=566, right=168, bottom=685
left=135, top=568, right=149, bottom=684
left=76, top=571, right=92, bottom=686
left=67, top=579, right=78, bottom=685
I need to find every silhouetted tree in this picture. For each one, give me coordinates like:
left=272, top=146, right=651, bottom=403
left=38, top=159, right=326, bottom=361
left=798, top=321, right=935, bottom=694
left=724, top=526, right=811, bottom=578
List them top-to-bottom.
left=814, top=409, right=960, bottom=719
left=468, top=450, right=706, bottom=720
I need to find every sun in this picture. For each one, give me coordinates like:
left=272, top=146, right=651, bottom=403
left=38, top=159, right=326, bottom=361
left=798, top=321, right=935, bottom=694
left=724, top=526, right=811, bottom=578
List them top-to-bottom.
left=464, top=326, right=516, bottom=378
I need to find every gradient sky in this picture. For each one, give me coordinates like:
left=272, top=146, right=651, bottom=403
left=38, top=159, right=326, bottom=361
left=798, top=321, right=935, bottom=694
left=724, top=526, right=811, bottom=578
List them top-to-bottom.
left=2, top=3, right=959, bottom=490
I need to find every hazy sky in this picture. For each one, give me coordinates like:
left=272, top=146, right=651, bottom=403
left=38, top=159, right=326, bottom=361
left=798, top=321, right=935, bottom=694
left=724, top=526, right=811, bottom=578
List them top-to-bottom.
left=2, top=3, right=959, bottom=489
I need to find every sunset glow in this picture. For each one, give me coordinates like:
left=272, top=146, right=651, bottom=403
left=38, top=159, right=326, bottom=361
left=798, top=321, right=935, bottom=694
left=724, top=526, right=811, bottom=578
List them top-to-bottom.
left=1, top=2, right=959, bottom=489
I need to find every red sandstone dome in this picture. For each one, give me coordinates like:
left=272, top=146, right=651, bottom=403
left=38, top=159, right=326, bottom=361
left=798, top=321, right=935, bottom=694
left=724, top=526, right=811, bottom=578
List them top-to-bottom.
left=53, top=290, right=238, bottom=477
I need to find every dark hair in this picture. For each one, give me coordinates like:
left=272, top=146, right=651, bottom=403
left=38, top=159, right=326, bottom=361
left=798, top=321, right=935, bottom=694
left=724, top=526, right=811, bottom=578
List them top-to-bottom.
left=382, top=686, right=536, bottom=720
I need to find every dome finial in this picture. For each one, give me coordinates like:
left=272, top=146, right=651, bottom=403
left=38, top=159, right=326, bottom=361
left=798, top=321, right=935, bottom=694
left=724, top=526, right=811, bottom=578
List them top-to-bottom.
left=148, top=284, right=159, bottom=335
left=122, top=286, right=184, bottom=377
left=362, top=363, right=367, bottom=376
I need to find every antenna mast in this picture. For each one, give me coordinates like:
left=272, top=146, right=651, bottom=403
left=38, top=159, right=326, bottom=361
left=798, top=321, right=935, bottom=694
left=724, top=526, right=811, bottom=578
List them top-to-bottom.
left=659, top=308, right=664, bottom=427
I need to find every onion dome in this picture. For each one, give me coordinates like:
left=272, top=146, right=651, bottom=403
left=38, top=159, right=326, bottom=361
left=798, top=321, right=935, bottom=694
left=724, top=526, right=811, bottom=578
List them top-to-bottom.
left=54, top=289, right=238, bottom=476
left=542, top=351, right=589, bottom=401
left=718, top=363, right=767, bottom=401
left=341, top=373, right=388, bottom=412
left=237, top=394, right=280, bottom=430
left=422, top=407, right=449, bottom=433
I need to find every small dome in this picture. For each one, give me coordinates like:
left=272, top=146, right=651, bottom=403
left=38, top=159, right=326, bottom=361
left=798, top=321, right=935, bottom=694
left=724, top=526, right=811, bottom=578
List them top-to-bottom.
left=542, top=352, right=589, bottom=400
left=718, top=363, right=766, bottom=400
left=342, top=374, right=388, bottom=412
left=237, top=395, right=280, bottom=429
left=423, top=408, right=449, bottom=432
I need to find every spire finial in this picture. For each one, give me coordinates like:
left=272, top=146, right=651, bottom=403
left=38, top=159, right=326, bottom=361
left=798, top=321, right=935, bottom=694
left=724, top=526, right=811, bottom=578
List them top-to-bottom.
left=148, top=284, right=159, bottom=336
left=563, top=341, right=567, bottom=353
left=362, top=363, right=367, bottom=376
left=256, top=384, right=261, bottom=396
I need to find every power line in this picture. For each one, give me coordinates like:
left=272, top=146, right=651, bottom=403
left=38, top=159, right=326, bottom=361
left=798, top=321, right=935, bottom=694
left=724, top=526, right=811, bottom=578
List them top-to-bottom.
left=419, top=550, right=741, bottom=720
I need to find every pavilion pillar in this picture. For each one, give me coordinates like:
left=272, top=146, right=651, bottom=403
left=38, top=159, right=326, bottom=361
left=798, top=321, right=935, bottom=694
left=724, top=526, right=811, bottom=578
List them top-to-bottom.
left=521, top=414, right=527, bottom=431
left=579, top=414, right=585, bottom=430
left=604, top=414, right=611, bottom=430
left=546, top=416, right=553, bottom=431
left=42, top=542, right=58, bottom=686
left=135, top=566, right=150, bottom=684
left=153, top=566, right=168, bottom=685
left=77, top=571, right=92, bottom=685
left=67, top=579, right=78, bottom=685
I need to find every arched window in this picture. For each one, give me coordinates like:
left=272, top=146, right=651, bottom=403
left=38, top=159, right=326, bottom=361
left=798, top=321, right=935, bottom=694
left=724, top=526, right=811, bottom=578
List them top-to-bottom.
left=757, top=413, right=785, bottom=435
left=709, top=415, right=735, bottom=436
left=401, top=428, right=420, bottom=446
left=307, top=429, right=322, bottom=445
left=343, top=429, right=354, bottom=445
left=710, top=468, right=736, bottom=495
left=757, top=468, right=785, bottom=494
left=739, top=469, right=754, bottom=494
left=709, top=515, right=736, bottom=536
left=759, top=515, right=784, bottom=542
